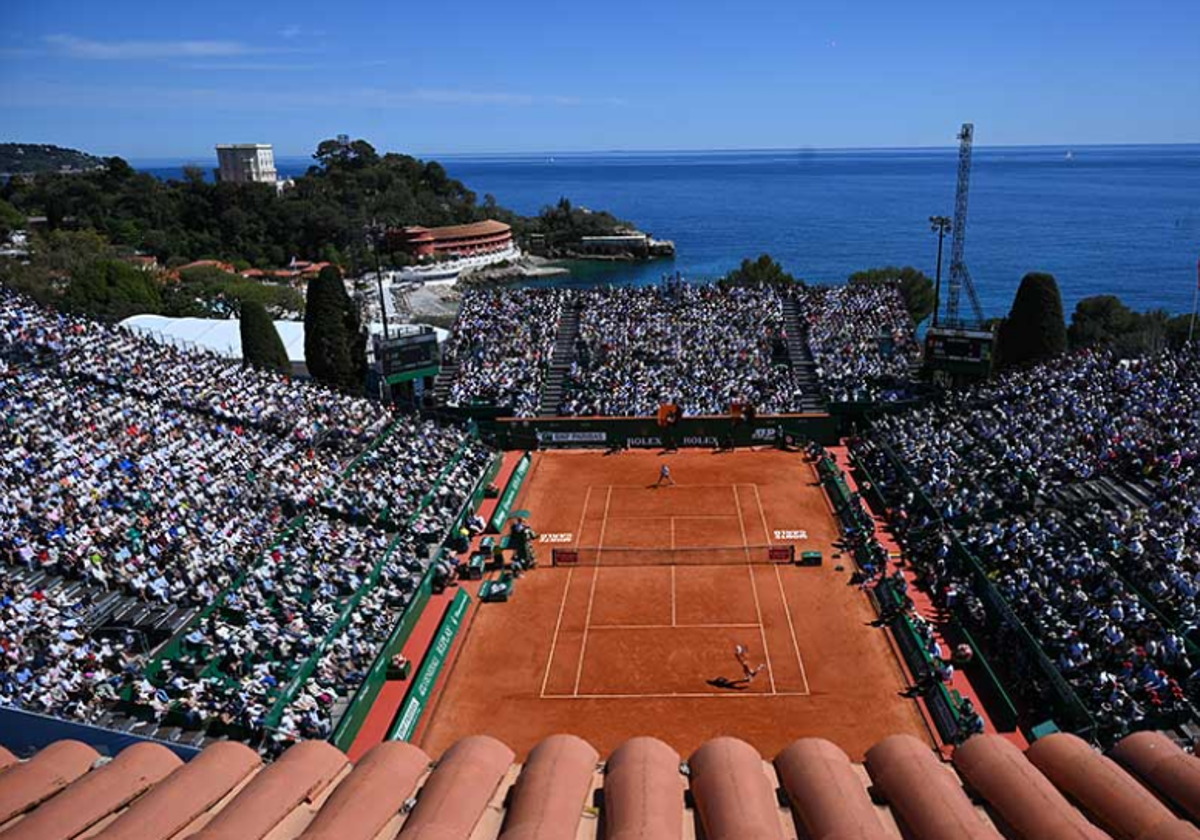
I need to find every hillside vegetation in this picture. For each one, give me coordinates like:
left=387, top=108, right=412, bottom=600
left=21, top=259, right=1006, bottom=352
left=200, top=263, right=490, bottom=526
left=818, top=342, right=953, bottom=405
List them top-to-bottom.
left=1, top=139, right=631, bottom=272
left=0, top=143, right=106, bottom=175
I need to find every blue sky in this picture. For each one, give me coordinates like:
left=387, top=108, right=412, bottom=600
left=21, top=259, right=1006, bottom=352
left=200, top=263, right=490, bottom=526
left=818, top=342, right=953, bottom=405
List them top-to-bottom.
left=2, top=0, right=1198, bottom=159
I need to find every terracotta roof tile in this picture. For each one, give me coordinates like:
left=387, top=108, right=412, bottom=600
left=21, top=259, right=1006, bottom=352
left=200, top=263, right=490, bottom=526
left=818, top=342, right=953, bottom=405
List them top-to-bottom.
left=5, top=731, right=1200, bottom=840
left=1111, top=731, right=1200, bottom=826
left=866, top=733, right=1003, bottom=840
left=1028, top=733, right=1200, bottom=840
left=500, top=734, right=598, bottom=840
left=397, top=735, right=514, bottom=840
left=953, top=735, right=1106, bottom=840
left=604, top=737, right=683, bottom=840
left=689, top=737, right=785, bottom=840
left=775, top=737, right=890, bottom=840
left=0, top=740, right=101, bottom=825
left=192, top=740, right=348, bottom=840
left=93, top=741, right=261, bottom=840
left=301, top=741, right=430, bottom=840
left=0, top=742, right=180, bottom=840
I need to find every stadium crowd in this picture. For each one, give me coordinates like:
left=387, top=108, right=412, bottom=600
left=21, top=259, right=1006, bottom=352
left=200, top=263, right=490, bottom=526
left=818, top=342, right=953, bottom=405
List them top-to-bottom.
left=436, top=281, right=924, bottom=417
left=561, top=283, right=804, bottom=416
left=802, top=284, right=920, bottom=402
left=443, top=288, right=568, bottom=417
left=0, top=289, right=493, bottom=746
left=858, top=348, right=1200, bottom=740
left=317, top=420, right=492, bottom=530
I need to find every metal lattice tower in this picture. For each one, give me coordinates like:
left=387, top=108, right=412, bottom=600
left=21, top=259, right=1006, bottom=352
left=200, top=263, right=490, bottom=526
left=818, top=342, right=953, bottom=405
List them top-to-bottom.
left=945, top=123, right=985, bottom=327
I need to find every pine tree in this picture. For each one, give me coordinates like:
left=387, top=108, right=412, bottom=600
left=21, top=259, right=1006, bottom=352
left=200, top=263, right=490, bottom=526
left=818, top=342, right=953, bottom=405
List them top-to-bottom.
left=304, top=267, right=356, bottom=390
left=999, top=272, right=1067, bottom=368
left=239, top=300, right=290, bottom=373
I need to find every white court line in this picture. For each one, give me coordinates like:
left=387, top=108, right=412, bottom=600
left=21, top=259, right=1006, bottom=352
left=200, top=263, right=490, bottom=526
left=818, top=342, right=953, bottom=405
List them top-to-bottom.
left=541, top=483, right=590, bottom=699
left=604, top=483, right=749, bottom=488
left=751, top=483, right=773, bottom=545
left=734, top=484, right=777, bottom=695
left=572, top=485, right=593, bottom=549
left=573, top=485, right=612, bottom=696
left=731, top=485, right=751, bottom=562
left=615, top=514, right=740, bottom=520
left=746, top=564, right=778, bottom=695
left=775, top=564, right=811, bottom=695
left=671, top=565, right=677, bottom=626
left=539, top=567, right=575, bottom=698
left=584, top=622, right=762, bottom=631
left=542, top=691, right=809, bottom=700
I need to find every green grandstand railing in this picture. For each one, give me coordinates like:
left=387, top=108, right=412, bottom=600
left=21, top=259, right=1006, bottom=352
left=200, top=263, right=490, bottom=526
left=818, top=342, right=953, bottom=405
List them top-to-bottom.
left=137, top=416, right=415, bottom=689
left=130, top=418, right=487, bottom=737
left=261, top=431, right=495, bottom=734
left=867, top=439, right=1096, bottom=739
left=327, top=447, right=502, bottom=750
left=849, top=451, right=1021, bottom=733
left=817, top=454, right=976, bottom=742
left=132, top=511, right=311, bottom=698
left=327, top=563, right=437, bottom=752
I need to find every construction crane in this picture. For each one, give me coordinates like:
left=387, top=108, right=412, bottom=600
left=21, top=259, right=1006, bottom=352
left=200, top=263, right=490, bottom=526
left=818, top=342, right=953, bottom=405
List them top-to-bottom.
left=944, top=123, right=986, bottom=328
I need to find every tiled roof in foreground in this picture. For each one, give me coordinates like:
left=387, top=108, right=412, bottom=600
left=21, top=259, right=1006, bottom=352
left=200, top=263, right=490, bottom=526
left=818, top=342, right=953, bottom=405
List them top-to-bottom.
left=2, top=731, right=1200, bottom=840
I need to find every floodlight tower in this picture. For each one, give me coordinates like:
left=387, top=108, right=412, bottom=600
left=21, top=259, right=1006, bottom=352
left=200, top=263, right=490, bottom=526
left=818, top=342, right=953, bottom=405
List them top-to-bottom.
left=923, top=123, right=995, bottom=383
left=944, top=123, right=985, bottom=328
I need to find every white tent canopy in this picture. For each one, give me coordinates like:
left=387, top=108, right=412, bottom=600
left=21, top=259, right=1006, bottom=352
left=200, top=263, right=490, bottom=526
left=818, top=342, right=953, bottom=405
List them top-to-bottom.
left=120, top=314, right=308, bottom=365
left=118, top=315, right=449, bottom=378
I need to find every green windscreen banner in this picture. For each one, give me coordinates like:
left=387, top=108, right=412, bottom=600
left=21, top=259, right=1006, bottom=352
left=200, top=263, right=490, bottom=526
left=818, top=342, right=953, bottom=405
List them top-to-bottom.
left=488, top=452, right=531, bottom=533
left=388, top=589, right=471, bottom=742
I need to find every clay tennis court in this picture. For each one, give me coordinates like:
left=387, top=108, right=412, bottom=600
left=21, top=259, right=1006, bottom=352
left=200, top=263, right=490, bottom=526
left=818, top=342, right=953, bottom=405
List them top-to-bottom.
left=418, top=448, right=930, bottom=760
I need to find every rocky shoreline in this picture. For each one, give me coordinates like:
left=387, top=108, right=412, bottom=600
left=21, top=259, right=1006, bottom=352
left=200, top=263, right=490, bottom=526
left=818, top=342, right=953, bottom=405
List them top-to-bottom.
left=458, top=254, right=571, bottom=287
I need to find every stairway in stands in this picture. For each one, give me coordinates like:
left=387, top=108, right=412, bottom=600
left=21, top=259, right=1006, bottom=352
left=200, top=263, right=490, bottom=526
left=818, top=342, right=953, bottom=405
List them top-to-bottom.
left=782, top=296, right=828, bottom=413
left=536, top=303, right=582, bottom=416
left=432, top=362, right=459, bottom=408
left=1042, top=475, right=1157, bottom=514
left=7, top=564, right=206, bottom=746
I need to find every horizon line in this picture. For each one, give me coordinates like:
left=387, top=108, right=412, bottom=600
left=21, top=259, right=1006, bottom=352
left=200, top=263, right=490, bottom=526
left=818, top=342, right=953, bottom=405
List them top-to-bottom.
left=105, top=140, right=1200, bottom=165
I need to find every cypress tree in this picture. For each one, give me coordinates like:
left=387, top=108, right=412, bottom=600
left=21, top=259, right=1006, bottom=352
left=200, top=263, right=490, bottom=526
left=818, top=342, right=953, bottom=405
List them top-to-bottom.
left=304, top=267, right=355, bottom=390
left=999, top=272, right=1067, bottom=368
left=336, top=275, right=369, bottom=392
left=240, top=300, right=290, bottom=374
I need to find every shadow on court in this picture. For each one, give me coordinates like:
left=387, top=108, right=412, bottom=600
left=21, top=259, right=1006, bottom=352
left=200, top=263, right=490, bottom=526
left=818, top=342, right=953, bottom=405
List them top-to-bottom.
left=707, top=676, right=752, bottom=691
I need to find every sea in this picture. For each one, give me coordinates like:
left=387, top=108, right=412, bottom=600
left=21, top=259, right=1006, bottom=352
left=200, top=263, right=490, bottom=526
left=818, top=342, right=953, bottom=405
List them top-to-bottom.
left=135, top=145, right=1200, bottom=318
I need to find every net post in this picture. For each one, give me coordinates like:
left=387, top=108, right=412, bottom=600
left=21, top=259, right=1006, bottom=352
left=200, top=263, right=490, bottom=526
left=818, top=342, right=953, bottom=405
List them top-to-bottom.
left=768, top=545, right=795, bottom=564
left=552, top=548, right=580, bottom=566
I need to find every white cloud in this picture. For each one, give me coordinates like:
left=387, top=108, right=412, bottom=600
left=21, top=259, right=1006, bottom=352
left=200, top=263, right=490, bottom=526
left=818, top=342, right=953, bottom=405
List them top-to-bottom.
left=279, top=24, right=303, bottom=40
left=45, top=34, right=263, bottom=60
left=176, top=62, right=318, bottom=72
left=0, top=80, right=621, bottom=111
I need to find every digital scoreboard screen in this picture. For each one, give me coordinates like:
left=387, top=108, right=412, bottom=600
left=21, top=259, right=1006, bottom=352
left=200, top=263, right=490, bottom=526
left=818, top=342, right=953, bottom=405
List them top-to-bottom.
left=925, top=327, right=995, bottom=375
left=376, top=331, right=438, bottom=378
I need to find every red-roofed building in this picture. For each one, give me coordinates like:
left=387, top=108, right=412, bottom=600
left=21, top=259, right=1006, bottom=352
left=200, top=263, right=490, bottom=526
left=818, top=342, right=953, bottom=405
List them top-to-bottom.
left=387, top=220, right=513, bottom=259
left=175, top=259, right=236, bottom=276
left=238, top=262, right=340, bottom=283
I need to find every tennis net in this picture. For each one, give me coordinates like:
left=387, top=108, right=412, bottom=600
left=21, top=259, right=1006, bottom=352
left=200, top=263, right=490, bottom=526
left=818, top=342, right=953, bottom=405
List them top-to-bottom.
left=551, top=544, right=795, bottom=567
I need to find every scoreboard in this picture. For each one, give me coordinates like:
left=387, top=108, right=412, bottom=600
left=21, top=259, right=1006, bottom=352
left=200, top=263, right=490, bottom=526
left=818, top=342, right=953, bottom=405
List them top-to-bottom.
left=924, top=326, right=995, bottom=378
left=375, top=328, right=439, bottom=381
